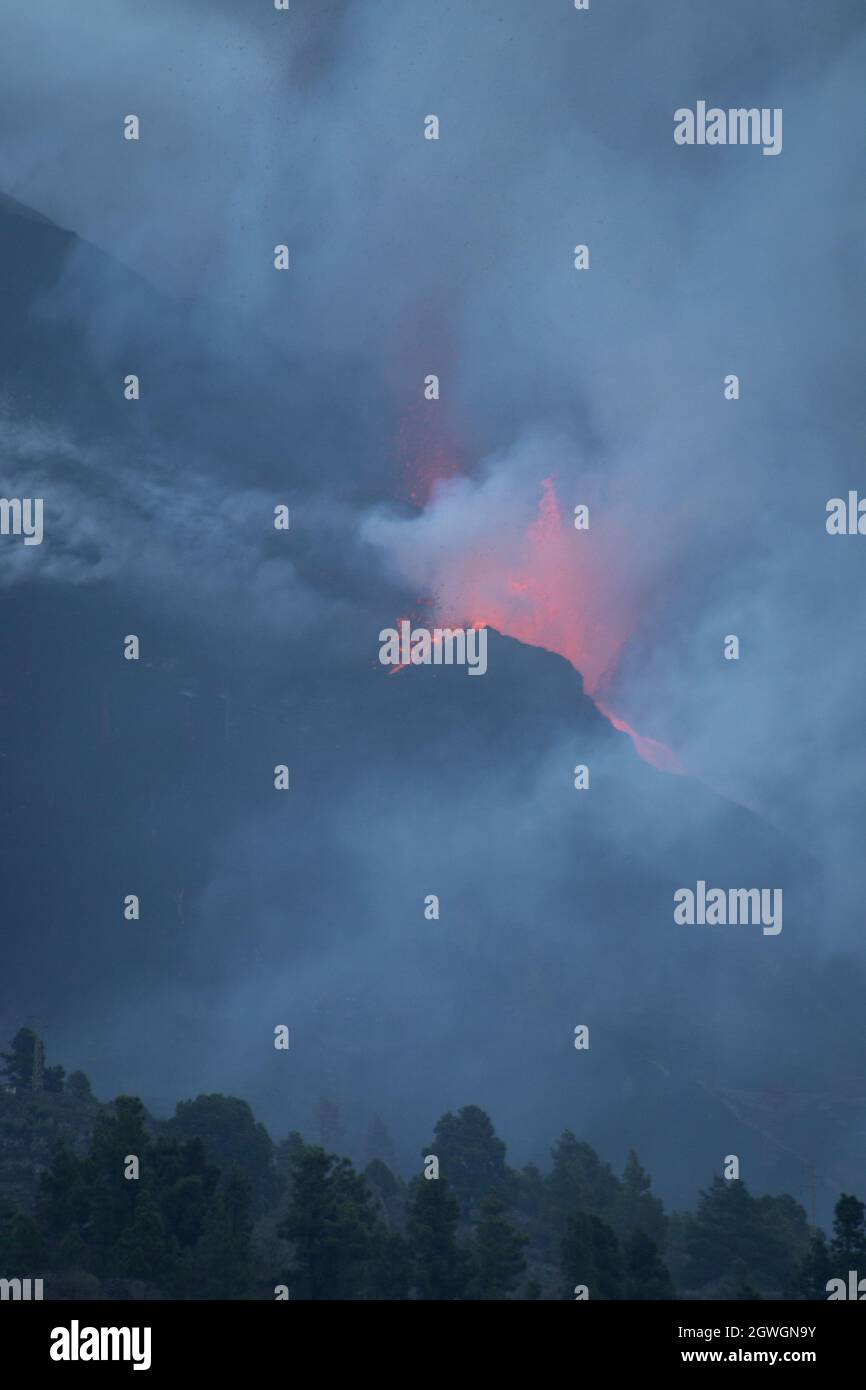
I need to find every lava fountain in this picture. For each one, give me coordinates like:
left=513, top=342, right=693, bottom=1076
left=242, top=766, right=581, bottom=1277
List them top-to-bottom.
left=368, top=452, right=682, bottom=773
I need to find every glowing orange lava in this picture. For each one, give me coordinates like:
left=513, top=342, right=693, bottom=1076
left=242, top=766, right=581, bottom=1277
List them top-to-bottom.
left=389, top=473, right=682, bottom=774
left=594, top=703, right=684, bottom=775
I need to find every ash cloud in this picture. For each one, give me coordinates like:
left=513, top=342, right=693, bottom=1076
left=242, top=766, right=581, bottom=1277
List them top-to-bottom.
left=0, top=0, right=864, bottom=1213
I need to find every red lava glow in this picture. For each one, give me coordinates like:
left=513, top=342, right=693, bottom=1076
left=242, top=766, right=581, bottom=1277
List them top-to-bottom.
left=392, top=474, right=682, bottom=774
left=435, top=475, right=630, bottom=694
left=594, top=703, right=684, bottom=775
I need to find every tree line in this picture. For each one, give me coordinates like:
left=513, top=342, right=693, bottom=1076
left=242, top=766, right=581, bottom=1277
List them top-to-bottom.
left=0, top=1029, right=863, bottom=1299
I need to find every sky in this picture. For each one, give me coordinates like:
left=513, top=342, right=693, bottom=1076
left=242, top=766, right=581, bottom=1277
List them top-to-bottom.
left=1, top=0, right=865, bottom=1215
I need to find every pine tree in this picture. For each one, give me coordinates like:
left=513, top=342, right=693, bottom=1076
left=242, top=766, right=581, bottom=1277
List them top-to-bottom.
left=1, top=1028, right=38, bottom=1090
left=0, top=1030, right=64, bottom=1092
left=66, top=1070, right=94, bottom=1101
left=168, top=1094, right=275, bottom=1205
left=84, top=1096, right=151, bottom=1271
left=428, top=1106, right=508, bottom=1218
left=275, top=1130, right=305, bottom=1187
left=543, top=1131, right=621, bottom=1259
left=37, top=1144, right=87, bottom=1243
left=279, top=1144, right=380, bottom=1299
left=619, top=1149, right=666, bottom=1246
left=364, top=1157, right=406, bottom=1228
left=515, top=1162, right=545, bottom=1222
left=159, top=1169, right=209, bottom=1250
left=195, top=1170, right=255, bottom=1298
left=406, top=1176, right=469, bottom=1299
left=680, top=1176, right=797, bottom=1297
left=469, top=1192, right=528, bottom=1299
left=755, top=1192, right=811, bottom=1290
left=829, top=1194, right=866, bottom=1273
left=113, top=1195, right=170, bottom=1287
left=0, top=1209, right=45, bottom=1267
left=561, top=1210, right=622, bottom=1299
left=366, top=1227, right=411, bottom=1300
left=624, top=1229, right=675, bottom=1299
left=794, top=1229, right=831, bottom=1300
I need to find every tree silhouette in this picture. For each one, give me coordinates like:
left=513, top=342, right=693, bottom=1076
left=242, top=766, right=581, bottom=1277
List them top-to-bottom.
left=1, top=1028, right=38, bottom=1090
left=428, top=1106, right=508, bottom=1218
left=279, top=1143, right=380, bottom=1299
left=619, top=1149, right=666, bottom=1246
left=406, top=1176, right=469, bottom=1299
left=469, top=1191, right=527, bottom=1299
left=829, top=1193, right=866, bottom=1272
left=562, top=1210, right=622, bottom=1299
left=624, top=1229, right=675, bottom=1299
left=794, top=1229, right=832, bottom=1300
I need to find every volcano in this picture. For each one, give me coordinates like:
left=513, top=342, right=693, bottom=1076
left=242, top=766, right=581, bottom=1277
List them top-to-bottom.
left=0, top=193, right=862, bottom=1221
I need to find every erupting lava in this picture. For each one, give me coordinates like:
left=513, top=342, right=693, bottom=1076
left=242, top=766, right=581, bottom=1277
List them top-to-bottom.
left=382, top=466, right=682, bottom=774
